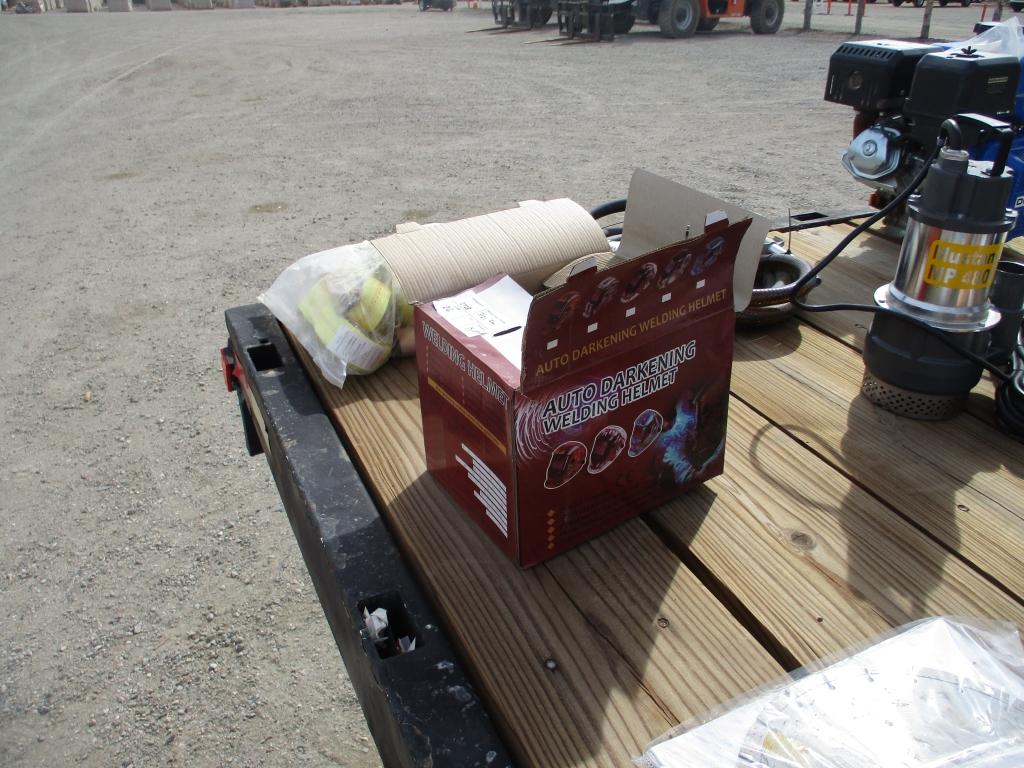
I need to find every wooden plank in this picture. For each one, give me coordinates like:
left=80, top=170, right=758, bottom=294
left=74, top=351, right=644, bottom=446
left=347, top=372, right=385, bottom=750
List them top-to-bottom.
left=730, top=320, right=1024, bottom=600
left=305, top=354, right=783, bottom=768
left=650, top=399, right=1024, bottom=668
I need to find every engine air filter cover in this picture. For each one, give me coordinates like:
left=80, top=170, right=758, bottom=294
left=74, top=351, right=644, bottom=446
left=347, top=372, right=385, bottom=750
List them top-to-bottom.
left=825, top=40, right=944, bottom=112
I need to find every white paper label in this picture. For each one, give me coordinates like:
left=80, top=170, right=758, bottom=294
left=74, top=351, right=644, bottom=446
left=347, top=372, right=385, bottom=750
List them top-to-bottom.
left=433, top=294, right=510, bottom=337
left=328, top=324, right=390, bottom=372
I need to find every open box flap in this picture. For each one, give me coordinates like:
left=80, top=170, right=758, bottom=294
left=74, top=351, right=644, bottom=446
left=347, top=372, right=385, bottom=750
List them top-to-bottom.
left=615, top=169, right=768, bottom=313
left=519, top=216, right=752, bottom=394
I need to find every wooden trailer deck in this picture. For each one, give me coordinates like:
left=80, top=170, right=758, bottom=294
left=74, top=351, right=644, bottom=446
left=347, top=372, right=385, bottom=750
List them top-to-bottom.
left=226, top=222, right=1024, bottom=767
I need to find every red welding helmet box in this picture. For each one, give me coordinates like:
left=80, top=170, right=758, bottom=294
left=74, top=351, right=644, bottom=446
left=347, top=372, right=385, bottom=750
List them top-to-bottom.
left=415, top=173, right=759, bottom=567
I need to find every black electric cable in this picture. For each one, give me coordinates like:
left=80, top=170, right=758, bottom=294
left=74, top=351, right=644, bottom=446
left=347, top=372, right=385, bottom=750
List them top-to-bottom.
left=588, top=119, right=1024, bottom=439
left=784, top=122, right=1024, bottom=440
left=788, top=128, right=1006, bottom=382
left=783, top=130, right=1007, bottom=380
left=589, top=199, right=627, bottom=221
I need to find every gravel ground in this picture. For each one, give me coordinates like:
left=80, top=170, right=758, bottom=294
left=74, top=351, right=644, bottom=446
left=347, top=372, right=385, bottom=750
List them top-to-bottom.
left=0, top=5, right=996, bottom=767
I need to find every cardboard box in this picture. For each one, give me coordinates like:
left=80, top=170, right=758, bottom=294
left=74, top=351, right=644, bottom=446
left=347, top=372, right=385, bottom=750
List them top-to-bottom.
left=415, top=171, right=763, bottom=567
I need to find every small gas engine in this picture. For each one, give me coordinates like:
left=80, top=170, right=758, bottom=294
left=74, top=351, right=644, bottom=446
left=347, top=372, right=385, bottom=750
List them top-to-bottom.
left=825, top=33, right=1024, bottom=237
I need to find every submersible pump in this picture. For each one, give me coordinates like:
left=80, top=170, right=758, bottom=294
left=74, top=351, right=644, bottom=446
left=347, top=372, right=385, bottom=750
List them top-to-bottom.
left=862, top=114, right=1020, bottom=419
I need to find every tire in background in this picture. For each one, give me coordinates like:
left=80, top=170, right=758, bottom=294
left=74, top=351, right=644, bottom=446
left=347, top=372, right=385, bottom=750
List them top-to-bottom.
left=658, top=0, right=700, bottom=37
left=749, top=0, right=782, bottom=34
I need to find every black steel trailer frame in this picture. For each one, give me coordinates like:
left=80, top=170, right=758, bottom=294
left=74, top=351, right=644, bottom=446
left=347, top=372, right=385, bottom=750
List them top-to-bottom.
left=222, top=304, right=515, bottom=768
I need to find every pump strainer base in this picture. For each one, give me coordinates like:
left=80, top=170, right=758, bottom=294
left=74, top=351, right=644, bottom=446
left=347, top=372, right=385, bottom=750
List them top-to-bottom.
left=862, top=371, right=964, bottom=421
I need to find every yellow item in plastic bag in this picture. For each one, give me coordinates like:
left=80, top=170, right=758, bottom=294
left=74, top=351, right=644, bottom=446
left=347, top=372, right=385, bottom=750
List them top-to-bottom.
left=297, top=267, right=395, bottom=376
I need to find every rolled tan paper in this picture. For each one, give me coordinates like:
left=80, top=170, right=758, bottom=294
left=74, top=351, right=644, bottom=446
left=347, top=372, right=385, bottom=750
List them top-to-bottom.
left=372, top=199, right=610, bottom=304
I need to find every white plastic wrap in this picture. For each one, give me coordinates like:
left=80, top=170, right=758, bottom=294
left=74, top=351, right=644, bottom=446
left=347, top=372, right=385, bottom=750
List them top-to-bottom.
left=960, top=18, right=1024, bottom=61
left=259, top=242, right=413, bottom=388
left=639, top=617, right=1024, bottom=768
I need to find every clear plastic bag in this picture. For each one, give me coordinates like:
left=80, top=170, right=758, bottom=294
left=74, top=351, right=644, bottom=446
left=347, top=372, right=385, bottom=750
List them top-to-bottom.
left=959, top=17, right=1024, bottom=60
left=259, top=241, right=413, bottom=388
left=639, top=617, right=1024, bottom=768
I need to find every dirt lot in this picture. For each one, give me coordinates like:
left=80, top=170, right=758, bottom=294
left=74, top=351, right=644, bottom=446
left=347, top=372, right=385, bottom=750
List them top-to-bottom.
left=0, top=5, right=997, bottom=767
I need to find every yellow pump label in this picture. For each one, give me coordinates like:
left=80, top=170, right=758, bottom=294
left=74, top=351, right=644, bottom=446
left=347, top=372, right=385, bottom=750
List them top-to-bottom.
left=923, top=240, right=1003, bottom=290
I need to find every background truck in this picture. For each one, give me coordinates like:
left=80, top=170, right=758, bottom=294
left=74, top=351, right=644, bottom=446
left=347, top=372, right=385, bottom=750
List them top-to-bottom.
left=557, top=0, right=784, bottom=41
left=638, top=0, right=784, bottom=37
